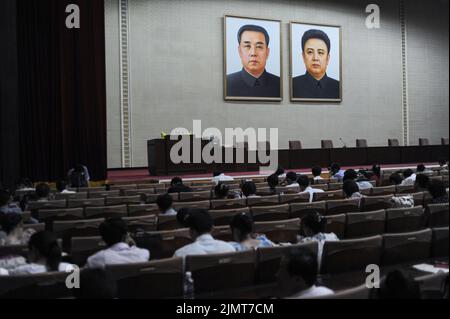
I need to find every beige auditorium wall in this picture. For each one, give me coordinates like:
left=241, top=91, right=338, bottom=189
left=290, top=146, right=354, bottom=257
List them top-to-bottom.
left=105, top=0, right=447, bottom=168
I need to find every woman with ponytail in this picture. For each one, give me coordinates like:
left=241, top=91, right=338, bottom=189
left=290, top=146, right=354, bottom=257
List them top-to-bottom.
left=297, top=211, right=339, bottom=269
left=3, top=231, right=75, bottom=275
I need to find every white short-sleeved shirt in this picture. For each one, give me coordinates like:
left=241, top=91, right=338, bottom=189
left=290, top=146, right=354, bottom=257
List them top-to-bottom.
left=212, top=174, right=235, bottom=185
left=400, top=174, right=416, bottom=186
left=356, top=181, right=374, bottom=190
left=300, top=186, right=325, bottom=203
left=298, top=232, right=339, bottom=270
left=174, top=234, right=235, bottom=258
left=86, top=242, right=150, bottom=268
left=3, top=262, right=75, bottom=276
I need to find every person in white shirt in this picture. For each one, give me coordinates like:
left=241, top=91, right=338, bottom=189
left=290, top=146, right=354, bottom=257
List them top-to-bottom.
left=329, top=163, right=345, bottom=182
left=312, top=166, right=324, bottom=182
left=343, top=169, right=373, bottom=191
left=400, top=169, right=416, bottom=186
left=212, top=171, right=234, bottom=185
left=285, top=172, right=300, bottom=188
left=267, top=174, right=280, bottom=195
left=298, top=175, right=324, bottom=203
left=56, top=180, right=76, bottom=194
left=343, top=180, right=364, bottom=206
left=240, top=181, right=260, bottom=198
left=156, top=193, right=177, bottom=216
left=174, top=209, right=235, bottom=258
left=297, top=211, right=339, bottom=270
left=228, top=213, right=275, bottom=251
left=85, top=218, right=149, bottom=269
left=0, top=231, right=75, bottom=275
left=276, top=246, right=333, bottom=299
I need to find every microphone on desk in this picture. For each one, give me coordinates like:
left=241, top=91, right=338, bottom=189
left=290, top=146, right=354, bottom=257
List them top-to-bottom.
left=339, top=138, right=347, bottom=148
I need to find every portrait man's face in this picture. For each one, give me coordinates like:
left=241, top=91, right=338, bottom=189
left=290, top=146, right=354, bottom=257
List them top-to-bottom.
left=238, top=30, right=270, bottom=78
left=302, top=38, right=330, bottom=81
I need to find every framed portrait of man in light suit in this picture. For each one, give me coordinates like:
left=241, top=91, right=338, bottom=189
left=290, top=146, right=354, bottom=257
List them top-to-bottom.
left=224, top=15, right=282, bottom=101
left=290, top=22, right=342, bottom=102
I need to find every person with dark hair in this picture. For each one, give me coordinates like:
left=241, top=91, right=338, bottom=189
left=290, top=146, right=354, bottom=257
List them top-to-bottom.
left=226, top=24, right=280, bottom=98
left=292, top=29, right=340, bottom=99
left=438, top=158, right=448, bottom=171
left=329, top=163, right=345, bottom=182
left=67, top=164, right=90, bottom=188
left=371, top=164, right=382, bottom=185
left=416, top=164, right=426, bottom=173
left=275, top=166, right=286, bottom=179
left=311, top=166, right=323, bottom=182
left=343, top=169, right=373, bottom=190
left=400, top=169, right=416, bottom=186
left=212, top=171, right=234, bottom=185
left=285, top=172, right=299, bottom=188
left=389, top=172, right=403, bottom=186
left=267, top=174, right=279, bottom=195
left=414, top=174, right=430, bottom=192
left=298, top=175, right=324, bottom=203
left=167, top=177, right=192, bottom=193
left=56, top=180, right=75, bottom=194
left=343, top=180, right=363, bottom=205
left=428, top=180, right=449, bottom=204
left=240, top=181, right=259, bottom=198
left=35, top=183, right=50, bottom=201
left=214, top=183, right=230, bottom=199
left=0, top=189, right=22, bottom=215
left=156, top=193, right=177, bottom=216
left=174, top=209, right=234, bottom=257
left=297, top=211, right=339, bottom=269
left=0, top=213, right=35, bottom=246
left=228, top=213, right=274, bottom=251
left=85, top=218, right=149, bottom=268
left=1, top=231, right=75, bottom=275
left=277, top=246, right=333, bottom=298
left=75, top=268, right=118, bottom=299
left=371, top=270, right=421, bottom=299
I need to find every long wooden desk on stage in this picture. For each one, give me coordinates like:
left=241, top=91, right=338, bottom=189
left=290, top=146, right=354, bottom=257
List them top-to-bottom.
left=147, top=138, right=449, bottom=176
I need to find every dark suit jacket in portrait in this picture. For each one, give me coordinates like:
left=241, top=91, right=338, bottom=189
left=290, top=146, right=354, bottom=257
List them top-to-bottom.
left=227, top=68, right=280, bottom=98
left=292, top=72, right=340, bottom=99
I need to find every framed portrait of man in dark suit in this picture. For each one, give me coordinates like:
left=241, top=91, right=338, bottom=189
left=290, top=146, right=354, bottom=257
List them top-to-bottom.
left=224, top=15, right=282, bottom=101
left=290, top=22, right=342, bottom=102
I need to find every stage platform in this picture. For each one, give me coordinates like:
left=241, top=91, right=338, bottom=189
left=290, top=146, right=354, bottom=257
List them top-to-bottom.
left=106, top=162, right=440, bottom=184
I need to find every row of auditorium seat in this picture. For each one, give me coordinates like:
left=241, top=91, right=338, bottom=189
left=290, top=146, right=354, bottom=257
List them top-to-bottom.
left=1, top=227, right=447, bottom=299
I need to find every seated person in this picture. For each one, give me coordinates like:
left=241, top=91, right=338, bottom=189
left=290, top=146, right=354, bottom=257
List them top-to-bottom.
left=438, top=158, right=448, bottom=171
left=329, top=163, right=345, bottom=182
left=68, top=164, right=90, bottom=188
left=371, top=164, right=382, bottom=186
left=416, top=164, right=430, bottom=174
left=275, top=166, right=286, bottom=180
left=312, top=166, right=323, bottom=182
left=343, top=169, right=373, bottom=190
left=400, top=169, right=416, bottom=186
left=212, top=171, right=234, bottom=185
left=285, top=172, right=300, bottom=188
left=389, top=172, right=404, bottom=186
left=267, top=174, right=279, bottom=195
left=414, top=174, right=430, bottom=192
left=298, top=175, right=324, bottom=203
left=167, top=177, right=192, bottom=194
left=56, top=180, right=75, bottom=194
left=343, top=180, right=363, bottom=200
left=428, top=180, right=449, bottom=204
left=240, top=181, right=260, bottom=198
left=35, top=183, right=51, bottom=201
left=214, top=183, right=239, bottom=199
left=0, top=189, right=22, bottom=215
left=156, top=193, right=177, bottom=216
left=174, top=209, right=234, bottom=257
left=297, top=211, right=339, bottom=269
left=0, top=213, right=35, bottom=246
left=228, top=213, right=275, bottom=251
left=85, top=218, right=149, bottom=268
left=0, top=231, right=75, bottom=275
left=277, top=246, right=334, bottom=299
left=74, top=268, right=118, bottom=299
left=370, top=270, right=421, bottom=299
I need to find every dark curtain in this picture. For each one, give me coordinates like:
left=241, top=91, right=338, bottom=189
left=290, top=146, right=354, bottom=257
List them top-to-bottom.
left=16, top=0, right=106, bottom=182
